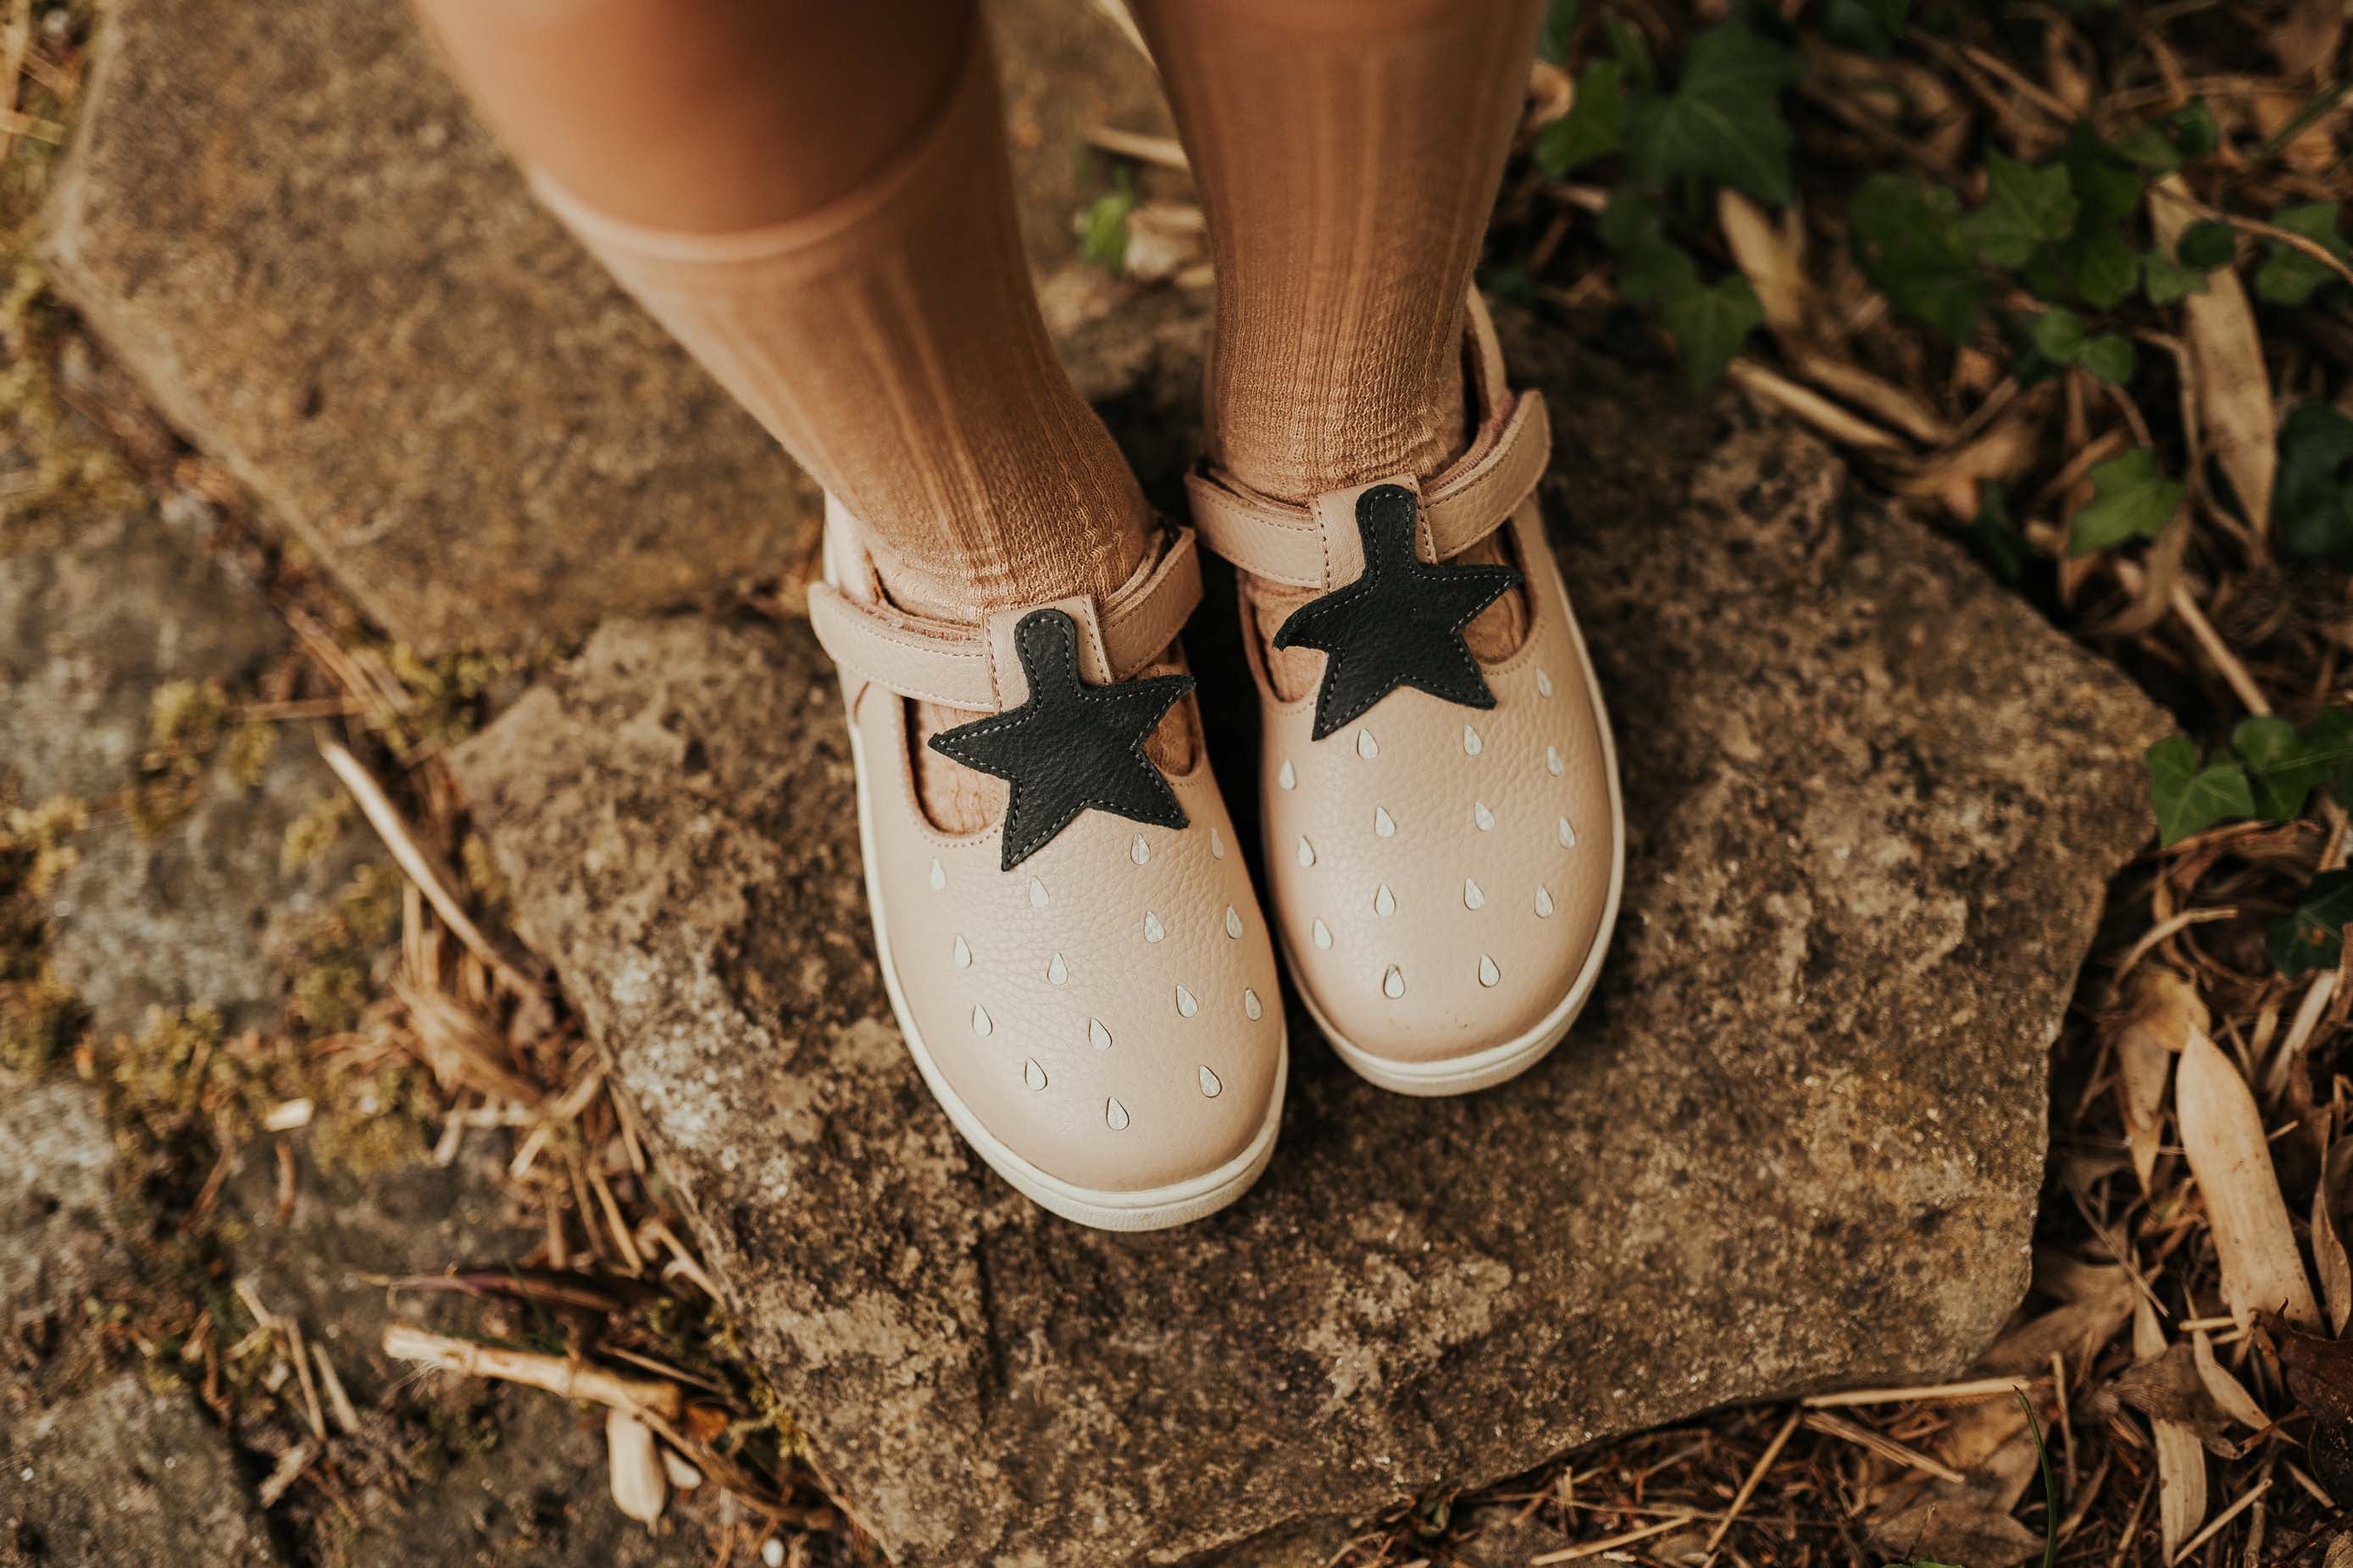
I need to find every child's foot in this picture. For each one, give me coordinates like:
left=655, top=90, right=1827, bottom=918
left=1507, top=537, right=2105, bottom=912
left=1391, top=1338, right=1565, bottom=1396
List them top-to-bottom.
left=1188, top=291, right=1623, bottom=1095
left=809, top=501, right=1286, bottom=1228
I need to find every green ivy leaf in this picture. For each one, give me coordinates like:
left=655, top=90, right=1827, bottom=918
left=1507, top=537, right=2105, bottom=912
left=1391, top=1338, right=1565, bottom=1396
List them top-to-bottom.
left=1537, top=0, right=1579, bottom=65
left=1626, top=21, right=1804, bottom=206
left=1537, top=58, right=1626, bottom=175
left=2113, top=101, right=2213, bottom=173
left=1964, top=151, right=2080, bottom=268
left=1850, top=175, right=1982, bottom=342
left=1078, top=186, right=1135, bottom=274
left=1599, top=191, right=1698, bottom=304
left=2256, top=202, right=2351, bottom=307
left=2177, top=219, right=2238, bottom=270
left=2073, top=227, right=2142, bottom=308
left=2141, top=252, right=2211, bottom=305
left=1659, top=274, right=1764, bottom=386
left=2024, top=309, right=2134, bottom=384
left=2075, top=333, right=2135, bottom=384
left=2277, top=402, right=2353, bottom=568
left=2070, top=448, right=2184, bottom=555
left=2309, top=707, right=2353, bottom=805
left=2234, top=715, right=2329, bottom=821
left=2148, top=734, right=2257, bottom=846
left=2269, top=869, right=2353, bottom=978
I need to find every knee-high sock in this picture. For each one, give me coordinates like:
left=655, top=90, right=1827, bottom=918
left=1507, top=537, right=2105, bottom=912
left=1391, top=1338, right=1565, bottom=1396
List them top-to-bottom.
left=1130, top=0, right=1542, bottom=695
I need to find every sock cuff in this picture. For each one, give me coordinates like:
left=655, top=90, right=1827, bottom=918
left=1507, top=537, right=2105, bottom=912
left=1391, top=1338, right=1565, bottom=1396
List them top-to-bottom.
left=529, top=18, right=998, bottom=285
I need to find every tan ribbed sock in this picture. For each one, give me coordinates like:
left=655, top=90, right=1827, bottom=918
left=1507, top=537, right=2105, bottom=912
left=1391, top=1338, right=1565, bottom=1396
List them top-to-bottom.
left=1131, top=0, right=1544, bottom=699
left=415, top=1, right=1187, bottom=829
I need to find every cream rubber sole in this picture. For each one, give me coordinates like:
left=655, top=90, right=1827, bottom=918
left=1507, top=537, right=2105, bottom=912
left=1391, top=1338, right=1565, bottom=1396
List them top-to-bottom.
left=1281, top=559, right=1626, bottom=1098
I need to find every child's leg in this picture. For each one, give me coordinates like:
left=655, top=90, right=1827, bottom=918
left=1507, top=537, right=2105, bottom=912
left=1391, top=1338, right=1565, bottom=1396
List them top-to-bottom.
left=413, top=0, right=1151, bottom=628
left=414, top=0, right=1169, bottom=829
left=1128, top=0, right=1543, bottom=687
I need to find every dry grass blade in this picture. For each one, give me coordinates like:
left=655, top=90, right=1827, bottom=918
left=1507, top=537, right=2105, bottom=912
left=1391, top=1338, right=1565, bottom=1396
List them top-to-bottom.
left=2147, top=175, right=2277, bottom=535
left=1726, top=360, right=1907, bottom=452
left=316, top=736, right=538, bottom=996
left=393, top=972, right=538, bottom=1104
left=2176, top=1027, right=2321, bottom=1327
left=2136, top=1301, right=2212, bottom=1560
left=1800, top=1409, right=1967, bottom=1482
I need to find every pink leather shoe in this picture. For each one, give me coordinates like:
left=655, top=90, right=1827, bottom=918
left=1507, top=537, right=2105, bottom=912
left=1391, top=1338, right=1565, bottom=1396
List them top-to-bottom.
left=1186, top=292, right=1623, bottom=1095
left=808, top=504, right=1286, bottom=1227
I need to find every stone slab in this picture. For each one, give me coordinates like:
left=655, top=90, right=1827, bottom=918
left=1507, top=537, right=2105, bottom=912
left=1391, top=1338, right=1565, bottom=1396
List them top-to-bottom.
left=38, top=0, right=1164, bottom=655
left=450, top=331, right=2171, bottom=1565
left=0, top=509, right=379, bottom=1037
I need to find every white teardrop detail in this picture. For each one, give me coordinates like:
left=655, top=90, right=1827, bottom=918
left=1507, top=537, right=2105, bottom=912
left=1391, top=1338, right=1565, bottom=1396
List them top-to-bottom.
left=1535, top=668, right=1555, bottom=698
left=1462, top=723, right=1484, bottom=756
left=1357, top=729, right=1379, bottom=760
left=1546, top=745, right=1565, bottom=778
left=1277, top=759, right=1296, bottom=790
left=1473, top=800, right=1496, bottom=832
left=1374, top=806, right=1396, bottom=838
left=1557, top=817, right=1578, bottom=849
left=1210, top=826, right=1227, bottom=860
left=1131, top=834, right=1151, bottom=866
left=1296, top=836, right=1316, bottom=868
left=928, top=858, right=946, bottom=890
left=1029, top=877, right=1050, bottom=909
left=1464, top=878, right=1485, bottom=911
left=1374, top=884, right=1396, bottom=917
left=1534, top=884, right=1556, bottom=918
left=1224, top=905, right=1244, bottom=939
left=1143, top=911, right=1165, bottom=943
left=1312, top=918, right=1333, bottom=950
left=952, top=935, right=972, bottom=969
left=1047, top=951, right=1069, bottom=984
left=1478, top=954, right=1501, bottom=988
left=1381, top=965, right=1405, bottom=999
left=1175, top=984, right=1199, bottom=1017
left=1244, top=987, right=1263, bottom=1021
left=970, top=1004, right=992, bottom=1038
left=1089, top=1017, right=1112, bottom=1051
left=1023, top=1058, right=1047, bottom=1091
left=1198, top=1066, right=1223, bottom=1098
left=1106, top=1097, right=1130, bottom=1132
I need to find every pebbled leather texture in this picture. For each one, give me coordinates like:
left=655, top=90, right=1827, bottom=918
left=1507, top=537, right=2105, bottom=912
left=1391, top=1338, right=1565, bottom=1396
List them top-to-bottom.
left=1272, top=483, right=1522, bottom=740
left=1248, top=496, right=1618, bottom=1072
left=819, top=514, right=1285, bottom=1205
left=929, top=608, right=1195, bottom=870
left=854, top=667, right=1285, bottom=1192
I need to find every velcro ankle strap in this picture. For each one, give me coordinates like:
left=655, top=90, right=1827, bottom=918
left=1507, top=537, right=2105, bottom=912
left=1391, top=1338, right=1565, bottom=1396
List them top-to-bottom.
left=1185, top=287, right=1551, bottom=591
left=808, top=522, right=1203, bottom=712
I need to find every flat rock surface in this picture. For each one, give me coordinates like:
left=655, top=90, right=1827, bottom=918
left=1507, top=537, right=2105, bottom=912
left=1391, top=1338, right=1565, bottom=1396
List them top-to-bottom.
left=39, top=0, right=1162, bottom=655
left=452, top=334, right=2172, bottom=1566
left=0, top=510, right=377, bottom=1037
left=0, top=1068, right=125, bottom=1321
left=0, top=1373, right=284, bottom=1568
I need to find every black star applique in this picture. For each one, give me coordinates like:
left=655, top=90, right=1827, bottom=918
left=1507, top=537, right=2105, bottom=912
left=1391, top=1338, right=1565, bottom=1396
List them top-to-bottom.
left=1273, top=483, right=1523, bottom=740
left=930, top=607, right=1196, bottom=870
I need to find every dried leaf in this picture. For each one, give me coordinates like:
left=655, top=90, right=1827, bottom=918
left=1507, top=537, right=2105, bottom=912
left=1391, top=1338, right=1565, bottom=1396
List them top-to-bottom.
left=2149, top=175, right=2278, bottom=532
left=1718, top=189, right=1808, bottom=341
left=2112, top=967, right=2205, bottom=1189
left=2178, top=1028, right=2322, bottom=1327
left=2317, top=1144, right=2353, bottom=1334
left=2135, top=1301, right=2211, bottom=1559
left=2268, top=1312, right=2353, bottom=1421
left=2191, top=1329, right=2269, bottom=1430
left=2111, top=1342, right=2238, bottom=1454
left=607, top=1407, right=668, bottom=1524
